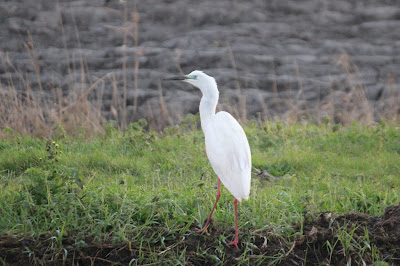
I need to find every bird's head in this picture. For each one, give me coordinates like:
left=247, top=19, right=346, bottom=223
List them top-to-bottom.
left=164, top=70, right=218, bottom=95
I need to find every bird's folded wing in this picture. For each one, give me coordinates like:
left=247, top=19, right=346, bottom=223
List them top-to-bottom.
left=204, top=111, right=251, bottom=200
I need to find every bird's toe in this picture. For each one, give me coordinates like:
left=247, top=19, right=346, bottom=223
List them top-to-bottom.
left=196, top=228, right=210, bottom=236
left=227, top=241, right=239, bottom=249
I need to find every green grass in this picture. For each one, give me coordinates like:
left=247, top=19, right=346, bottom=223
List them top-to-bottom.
left=1, top=119, right=399, bottom=264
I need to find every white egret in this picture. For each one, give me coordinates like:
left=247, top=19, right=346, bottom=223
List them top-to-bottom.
left=164, top=70, right=251, bottom=249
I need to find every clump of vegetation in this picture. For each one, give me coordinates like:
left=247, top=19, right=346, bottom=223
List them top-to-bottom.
left=23, top=140, right=83, bottom=205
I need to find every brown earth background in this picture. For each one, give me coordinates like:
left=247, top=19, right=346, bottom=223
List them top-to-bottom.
left=1, top=0, right=400, bottom=132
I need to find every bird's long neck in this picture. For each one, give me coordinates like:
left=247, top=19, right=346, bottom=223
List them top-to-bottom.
left=199, top=88, right=219, bottom=131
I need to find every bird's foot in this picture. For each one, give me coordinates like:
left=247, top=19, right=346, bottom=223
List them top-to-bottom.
left=196, top=228, right=210, bottom=236
left=227, top=240, right=239, bottom=249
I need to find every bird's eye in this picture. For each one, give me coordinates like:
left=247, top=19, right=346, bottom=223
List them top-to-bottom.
left=194, top=75, right=197, bottom=79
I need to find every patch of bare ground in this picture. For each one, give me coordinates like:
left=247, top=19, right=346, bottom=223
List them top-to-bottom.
left=1, top=203, right=399, bottom=265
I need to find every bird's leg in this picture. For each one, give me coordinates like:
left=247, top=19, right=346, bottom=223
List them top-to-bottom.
left=196, top=178, right=221, bottom=236
left=227, top=198, right=239, bottom=249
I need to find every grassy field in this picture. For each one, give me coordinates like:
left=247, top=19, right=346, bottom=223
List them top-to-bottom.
left=1, top=118, right=400, bottom=265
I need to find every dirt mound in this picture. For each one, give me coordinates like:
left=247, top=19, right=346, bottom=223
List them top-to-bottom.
left=283, top=203, right=400, bottom=265
left=1, top=204, right=399, bottom=265
left=0, top=205, right=400, bottom=265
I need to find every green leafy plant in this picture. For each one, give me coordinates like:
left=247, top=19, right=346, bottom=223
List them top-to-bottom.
left=25, top=140, right=83, bottom=205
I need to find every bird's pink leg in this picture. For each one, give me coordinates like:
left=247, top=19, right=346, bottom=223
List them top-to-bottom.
left=196, top=179, right=221, bottom=236
left=228, top=198, right=239, bottom=249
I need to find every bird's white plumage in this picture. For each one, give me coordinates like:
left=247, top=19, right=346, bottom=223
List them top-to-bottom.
left=165, top=69, right=251, bottom=247
left=180, top=70, right=252, bottom=202
left=203, top=111, right=251, bottom=201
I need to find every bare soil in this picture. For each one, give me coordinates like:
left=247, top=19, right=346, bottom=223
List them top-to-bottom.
left=1, top=0, right=400, bottom=125
left=1, top=203, right=399, bottom=265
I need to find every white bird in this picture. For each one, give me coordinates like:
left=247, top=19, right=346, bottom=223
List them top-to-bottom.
left=164, top=70, right=251, bottom=248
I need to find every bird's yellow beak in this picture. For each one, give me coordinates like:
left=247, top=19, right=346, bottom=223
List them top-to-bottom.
left=164, top=74, right=197, bottom=81
left=163, top=75, right=186, bottom=81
